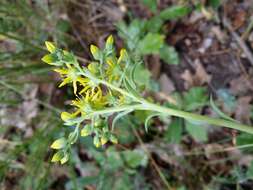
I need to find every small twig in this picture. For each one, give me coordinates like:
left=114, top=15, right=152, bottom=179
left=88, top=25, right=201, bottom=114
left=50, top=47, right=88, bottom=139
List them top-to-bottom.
left=222, top=17, right=253, bottom=66
left=129, top=121, right=173, bottom=190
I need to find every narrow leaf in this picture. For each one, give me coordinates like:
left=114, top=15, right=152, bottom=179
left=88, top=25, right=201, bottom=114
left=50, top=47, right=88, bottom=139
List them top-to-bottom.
left=210, top=95, right=236, bottom=122
left=112, top=109, right=134, bottom=131
left=144, top=113, right=160, bottom=132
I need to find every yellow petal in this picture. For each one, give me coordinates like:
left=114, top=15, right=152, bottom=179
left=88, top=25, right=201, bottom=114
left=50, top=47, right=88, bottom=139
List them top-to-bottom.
left=59, top=78, right=71, bottom=87
left=73, top=81, right=77, bottom=95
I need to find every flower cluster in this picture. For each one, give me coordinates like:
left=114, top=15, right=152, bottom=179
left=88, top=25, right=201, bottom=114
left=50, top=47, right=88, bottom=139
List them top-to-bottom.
left=42, top=35, right=137, bottom=164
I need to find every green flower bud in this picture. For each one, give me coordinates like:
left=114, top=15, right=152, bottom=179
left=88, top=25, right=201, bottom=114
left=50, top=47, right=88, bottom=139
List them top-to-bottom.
left=105, top=35, right=114, bottom=50
left=45, top=41, right=56, bottom=53
left=90, top=45, right=102, bottom=60
left=81, top=125, right=92, bottom=137
left=101, top=135, right=108, bottom=145
left=110, top=135, right=118, bottom=144
left=93, top=136, right=101, bottom=148
left=50, top=137, right=66, bottom=149
left=51, top=150, right=64, bottom=162
left=60, top=152, right=69, bottom=164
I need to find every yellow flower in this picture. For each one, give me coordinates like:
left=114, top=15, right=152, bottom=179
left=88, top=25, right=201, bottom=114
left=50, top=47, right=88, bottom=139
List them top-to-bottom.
left=79, top=62, right=103, bottom=98
left=54, top=64, right=84, bottom=95
left=72, top=92, right=108, bottom=116
left=72, top=96, right=92, bottom=114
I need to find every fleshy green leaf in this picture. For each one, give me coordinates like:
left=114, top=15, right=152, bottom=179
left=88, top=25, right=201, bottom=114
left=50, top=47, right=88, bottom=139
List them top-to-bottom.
left=159, top=5, right=190, bottom=20
left=146, top=16, right=164, bottom=33
left=117, top=19, right=146, bottom=51
left=137, top=33, right=164, bottom=55
left=160, top=45, right=179, bottom=65
left=133, top=64, right=152, bottom=89
left=183, top=87, right=208, bottom=111
left=165, top=118, right=183, bottom=144
left=50, top=137, right=67, bottom=149
left=122, top=149, right=148, bottom=168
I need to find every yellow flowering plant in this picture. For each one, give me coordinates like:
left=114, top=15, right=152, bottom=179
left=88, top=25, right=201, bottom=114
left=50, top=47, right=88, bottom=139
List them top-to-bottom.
left=42, top=35, right=253, bottom=164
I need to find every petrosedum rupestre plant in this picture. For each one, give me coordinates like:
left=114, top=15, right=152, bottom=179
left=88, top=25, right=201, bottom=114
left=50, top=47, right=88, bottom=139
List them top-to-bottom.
left=42, top=35, right=253, bottom=164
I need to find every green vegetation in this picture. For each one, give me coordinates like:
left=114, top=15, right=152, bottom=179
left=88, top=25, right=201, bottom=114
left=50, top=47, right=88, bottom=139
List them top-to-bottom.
left=1, top=0, right=253, bottom=189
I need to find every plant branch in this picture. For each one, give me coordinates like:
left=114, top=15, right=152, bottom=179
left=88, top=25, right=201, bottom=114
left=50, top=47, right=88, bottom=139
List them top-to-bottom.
left=75, top=58, right=253, bottom=134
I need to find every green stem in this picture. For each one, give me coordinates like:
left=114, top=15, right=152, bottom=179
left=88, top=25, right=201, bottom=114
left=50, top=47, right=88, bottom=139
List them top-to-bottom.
left=143, top=101, right=253, bottom=134
left=87, top=104, right=142, bottom=116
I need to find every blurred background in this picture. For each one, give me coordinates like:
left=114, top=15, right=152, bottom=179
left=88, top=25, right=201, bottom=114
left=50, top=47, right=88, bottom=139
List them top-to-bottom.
left=1, top=0, right=253, bottom=189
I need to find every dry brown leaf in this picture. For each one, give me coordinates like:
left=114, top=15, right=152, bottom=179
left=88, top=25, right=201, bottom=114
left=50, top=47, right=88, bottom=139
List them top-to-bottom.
left=211, top=26, right=227, bottom=43
left=149, top=55, right=161, bottom=79
left=181, top=59, right=211, bottom=89
left=159, top=74, right=175, bottom=95
left=229, top=75, right=253, bottom=96
left=235, top=96, right=252, bottom=124
left=204, top=144, right=224, bottom=159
